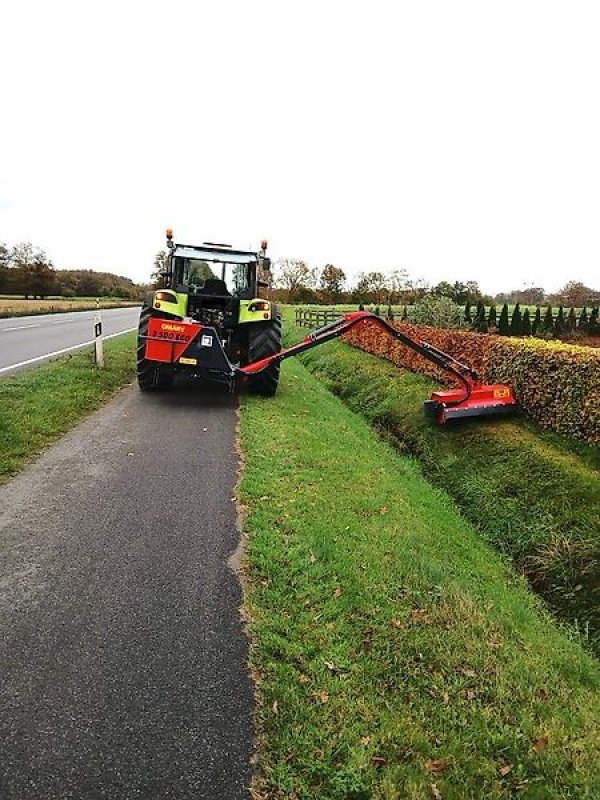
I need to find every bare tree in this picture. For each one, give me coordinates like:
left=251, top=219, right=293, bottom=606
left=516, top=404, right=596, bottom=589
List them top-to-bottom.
left=273, top=258, right=316, bottom=297
left=388, top=268, right=409, bottom=303
left=558, top=281, right=599, bottom=307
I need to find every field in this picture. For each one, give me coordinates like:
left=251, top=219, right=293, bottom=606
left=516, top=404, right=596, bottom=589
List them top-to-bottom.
left=0, top=297, right=140, bottom=318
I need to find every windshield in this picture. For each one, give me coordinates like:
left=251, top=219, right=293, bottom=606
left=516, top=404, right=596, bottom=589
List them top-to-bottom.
left=174, top=257, right=251, bottom=296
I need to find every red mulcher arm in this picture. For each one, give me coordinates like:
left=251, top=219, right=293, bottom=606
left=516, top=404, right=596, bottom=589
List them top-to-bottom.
left=238, top=311, right=517, bottom=423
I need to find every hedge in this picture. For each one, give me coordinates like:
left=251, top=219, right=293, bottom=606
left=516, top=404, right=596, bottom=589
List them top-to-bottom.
left=343, top=321, right=600, bottom=445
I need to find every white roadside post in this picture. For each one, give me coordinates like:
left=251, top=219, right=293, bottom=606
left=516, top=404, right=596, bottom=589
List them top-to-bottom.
left=94, top=298, right=104, bottom=367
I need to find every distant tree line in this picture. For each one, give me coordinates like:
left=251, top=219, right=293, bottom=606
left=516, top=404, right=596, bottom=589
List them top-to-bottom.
left=0, top=241, right=144, bottom=299
left=272, top=257, right=598, bottom=309
left=272, top=259, right=472, bottom=306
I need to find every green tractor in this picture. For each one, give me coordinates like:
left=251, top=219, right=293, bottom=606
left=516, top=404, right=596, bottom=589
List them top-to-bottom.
left=137, top=229, right=281, bottom=394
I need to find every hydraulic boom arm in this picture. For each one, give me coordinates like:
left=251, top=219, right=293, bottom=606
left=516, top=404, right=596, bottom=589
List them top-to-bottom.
left=238, top=311, right=517, bottom=423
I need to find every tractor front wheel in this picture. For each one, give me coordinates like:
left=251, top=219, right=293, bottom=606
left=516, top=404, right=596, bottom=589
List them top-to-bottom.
left=247, top=314, right=282, bottom=396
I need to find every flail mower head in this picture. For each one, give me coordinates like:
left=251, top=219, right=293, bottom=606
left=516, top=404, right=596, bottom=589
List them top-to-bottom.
left=424, top=382, right=517, bottom=424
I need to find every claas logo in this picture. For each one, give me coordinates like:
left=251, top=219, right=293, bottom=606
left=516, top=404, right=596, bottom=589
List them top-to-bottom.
left=160, top=323, right=186, bottom=333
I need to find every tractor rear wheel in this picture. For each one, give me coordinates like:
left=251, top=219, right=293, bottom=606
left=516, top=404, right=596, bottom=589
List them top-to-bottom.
left=137, top=307, right=174, bottom=391
left=247, top=313, right=282, bottom=396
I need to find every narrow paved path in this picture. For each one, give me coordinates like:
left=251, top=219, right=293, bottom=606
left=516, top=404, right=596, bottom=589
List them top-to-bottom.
left=0, top=307, right=140, bottom=375
left=0, top=383, right=252, bottom=799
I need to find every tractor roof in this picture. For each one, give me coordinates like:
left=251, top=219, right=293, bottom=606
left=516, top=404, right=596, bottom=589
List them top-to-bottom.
left=173, top=243, right=258, bottom=264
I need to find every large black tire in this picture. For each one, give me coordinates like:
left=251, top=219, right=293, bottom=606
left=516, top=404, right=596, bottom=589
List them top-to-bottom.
left=137, top=306, right=174, bottom=391
left=247, top=313, right=282, bottom=396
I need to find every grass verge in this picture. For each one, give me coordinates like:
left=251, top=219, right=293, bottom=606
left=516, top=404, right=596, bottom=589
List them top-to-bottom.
left=0, top=333, right=136, bottom=482
left=295, top=336, right=600, bottom=652
left=240, top=358, right=600, bottom=799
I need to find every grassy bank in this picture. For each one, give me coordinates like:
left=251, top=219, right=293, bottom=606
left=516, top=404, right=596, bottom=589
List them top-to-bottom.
left=0, top=333, right=136, bottom=482
left=296, top=338, right=600, bottom=651
left=240, top=358, right=600, bottom=798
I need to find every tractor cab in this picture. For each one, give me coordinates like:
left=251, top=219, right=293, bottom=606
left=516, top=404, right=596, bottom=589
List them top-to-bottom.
left=137, top=230, right=282, bottom=394
left=155, top=233, right=272, bottom=330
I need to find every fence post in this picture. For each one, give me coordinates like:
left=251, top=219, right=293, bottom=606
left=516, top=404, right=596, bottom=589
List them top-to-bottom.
left=94, top=298, right=104, bottom=367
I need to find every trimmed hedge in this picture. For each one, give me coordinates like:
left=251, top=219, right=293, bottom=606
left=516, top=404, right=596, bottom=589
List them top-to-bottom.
left=343, top=321, right=600, bottom=445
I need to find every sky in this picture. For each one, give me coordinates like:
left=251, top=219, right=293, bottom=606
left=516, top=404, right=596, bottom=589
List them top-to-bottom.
left=1, top=0, right=599, bottom=295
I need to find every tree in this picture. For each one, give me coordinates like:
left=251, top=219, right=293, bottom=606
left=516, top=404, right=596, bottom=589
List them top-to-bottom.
left=11, top=242, right=47, bottom=298
left=0, top=243, right=10, bottom=292
left=151, top=250, right=169, bottom=288
left=31, top=256, right=56, bottom=298
left=274, top=258, right=316, bottom=300
left=319, top=264, right=346, bottom=301
left=388, top=269, right=409, bottom=304
left=352, top=271, right=389, bottom=305
left=366, top=272, right=388, bottom=304
left=465, top=280, right=481, bottom=304
left=431, top=281, right=454, bottom=299
left=452, top=281, right=468, bottom=304
left=559, top=281, right=600, bottom=308
left=514, top=286, right=546, bottom=305
left=413, top=295, right=464, bottom=329
left=473, top=300, right=488, bottom=333
left=464, top=301, right=472, bottom=324
left=510, top=303, right=522, bottom=335
left=488, top=304, right=497, bottom=329
left=498, top=304, right=510, bottom=335
left=542, top=305, right=555, bottom=335
left=554, top=306, right=565, bottom=336
left=566, top=306, right=577, bottom=333
left=532, top=307, right=542, bottom=335
left=579, top=307, right=589, bottom=330
left=589, top=307, right=600, bottom=335
left=521, top=308, right=532, bottom=335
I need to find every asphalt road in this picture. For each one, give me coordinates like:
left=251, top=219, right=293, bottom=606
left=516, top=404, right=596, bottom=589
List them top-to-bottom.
left=0, top=307, right=140, bottom=375
left=0, top=383, right=253, bottom=799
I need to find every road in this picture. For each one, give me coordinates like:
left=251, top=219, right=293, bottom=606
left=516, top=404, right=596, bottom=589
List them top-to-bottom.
left=0, top=307, right=140, bottom=375
left=0, top=384, right=253, bottom=799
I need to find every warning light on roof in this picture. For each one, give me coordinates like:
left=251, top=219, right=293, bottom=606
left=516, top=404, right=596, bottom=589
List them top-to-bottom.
left=166, top=228, right=173, bottom=240
left=261, top=239, right=268, bottom=251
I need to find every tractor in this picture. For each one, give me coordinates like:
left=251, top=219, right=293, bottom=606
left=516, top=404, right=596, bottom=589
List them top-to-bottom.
left=138, top=229, right=517, bottom=423
left=137, top=230, right=281, bottom=394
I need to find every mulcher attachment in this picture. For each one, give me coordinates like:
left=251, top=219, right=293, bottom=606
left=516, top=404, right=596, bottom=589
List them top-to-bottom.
left=238, top=311, right=517, bottom=424
left=425, top=385, right=516, bottom=423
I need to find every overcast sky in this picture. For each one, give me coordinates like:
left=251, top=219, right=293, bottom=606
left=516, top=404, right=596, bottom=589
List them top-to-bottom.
left=1, top=1, right=599, bottom=295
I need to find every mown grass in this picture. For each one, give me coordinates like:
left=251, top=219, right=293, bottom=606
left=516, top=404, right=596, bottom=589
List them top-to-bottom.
left=0, top=333, right=136, bottom=482
left=240, top=358, right=600, bottom=799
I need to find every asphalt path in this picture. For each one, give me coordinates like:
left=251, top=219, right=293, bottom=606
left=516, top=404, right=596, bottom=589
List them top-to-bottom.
left=0, top=307, right=140, bottom=375
left=0, top=382, right=252, bottom=799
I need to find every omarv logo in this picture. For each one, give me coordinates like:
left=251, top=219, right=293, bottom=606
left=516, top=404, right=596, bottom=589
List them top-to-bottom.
left=160, top=322, right=186, bottom=333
